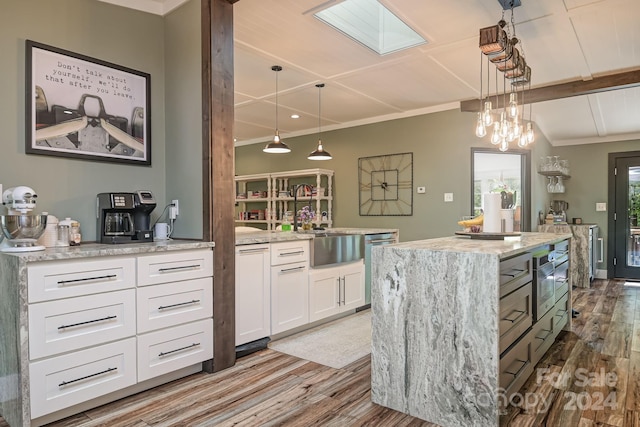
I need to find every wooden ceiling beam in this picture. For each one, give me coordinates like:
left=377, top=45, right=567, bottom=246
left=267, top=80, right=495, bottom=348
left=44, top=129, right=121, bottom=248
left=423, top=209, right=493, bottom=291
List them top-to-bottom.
left=460, top=68, right=640, bottom=112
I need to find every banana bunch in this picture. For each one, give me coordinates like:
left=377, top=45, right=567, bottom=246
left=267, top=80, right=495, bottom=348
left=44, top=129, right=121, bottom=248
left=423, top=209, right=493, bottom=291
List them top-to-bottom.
left=457, top=214, right=484, bottom=228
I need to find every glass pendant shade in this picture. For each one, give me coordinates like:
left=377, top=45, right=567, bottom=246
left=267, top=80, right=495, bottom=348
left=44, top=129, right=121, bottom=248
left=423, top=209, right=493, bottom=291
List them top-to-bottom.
left=508, top=93, right=518, bottom=117
left=482, top=101, right=494, bottom=126
left=475, top=112, right=487, bottom=137
left=526, top=122, right=535, bottom=143
left=491, top=123, right=501, bottom=145
left=263, top=130, right=290, bottom=153
left=517, top=134, right=528, bottom=148
left=499, top=139, right=509, bottom=152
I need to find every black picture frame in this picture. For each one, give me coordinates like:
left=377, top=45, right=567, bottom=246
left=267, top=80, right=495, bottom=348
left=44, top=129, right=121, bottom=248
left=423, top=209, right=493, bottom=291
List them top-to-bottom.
left=25, top=40, right=151, bottom=165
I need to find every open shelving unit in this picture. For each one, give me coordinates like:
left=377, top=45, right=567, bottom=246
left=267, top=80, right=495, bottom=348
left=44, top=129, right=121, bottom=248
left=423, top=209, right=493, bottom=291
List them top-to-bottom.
left=235, top=168, right=334, bottom=230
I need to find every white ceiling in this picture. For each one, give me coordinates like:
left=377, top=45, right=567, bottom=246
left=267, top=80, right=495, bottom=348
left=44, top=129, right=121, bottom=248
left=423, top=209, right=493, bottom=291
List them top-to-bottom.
left=101, top=0, right=640, bottom=147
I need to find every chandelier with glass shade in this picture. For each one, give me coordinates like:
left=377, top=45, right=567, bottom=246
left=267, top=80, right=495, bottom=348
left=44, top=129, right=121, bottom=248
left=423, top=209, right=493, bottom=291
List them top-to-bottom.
left=475, top=1, right=535, bottom=151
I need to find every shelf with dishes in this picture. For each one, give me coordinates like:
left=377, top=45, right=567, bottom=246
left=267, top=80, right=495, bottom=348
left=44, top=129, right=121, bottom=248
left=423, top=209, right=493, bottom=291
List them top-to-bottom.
left=537, top=156, right=570, bottom=193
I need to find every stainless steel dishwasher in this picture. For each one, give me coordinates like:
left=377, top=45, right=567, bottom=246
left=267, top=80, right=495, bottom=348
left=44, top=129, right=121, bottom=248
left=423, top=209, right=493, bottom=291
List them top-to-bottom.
left=364, top=232, right=398, bottom=305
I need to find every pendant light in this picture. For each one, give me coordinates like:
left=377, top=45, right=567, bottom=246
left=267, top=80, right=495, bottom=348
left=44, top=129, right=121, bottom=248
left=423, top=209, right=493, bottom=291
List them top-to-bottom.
left=263, top=65, right=291, bottom=154
left=308, top=83, right=332, bottom=160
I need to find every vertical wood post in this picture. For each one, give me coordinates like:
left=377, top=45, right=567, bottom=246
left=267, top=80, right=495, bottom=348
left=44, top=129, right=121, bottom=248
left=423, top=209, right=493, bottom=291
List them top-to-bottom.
left=202, top=0, right=237, bottom=372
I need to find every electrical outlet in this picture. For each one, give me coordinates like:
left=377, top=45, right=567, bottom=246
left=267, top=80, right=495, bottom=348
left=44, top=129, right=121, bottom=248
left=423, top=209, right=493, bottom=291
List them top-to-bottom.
left=417, top=186, right=426, bottom=194
left=444, top=193, right=453, bottom=202
left=170, top=199, right=179, bottom=219
left=596, top=202, right=606, bottom=212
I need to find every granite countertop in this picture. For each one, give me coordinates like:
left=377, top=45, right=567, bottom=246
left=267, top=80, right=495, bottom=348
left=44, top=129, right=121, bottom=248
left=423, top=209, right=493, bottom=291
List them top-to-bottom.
left=235, top=227, right=399, bottom=245
left=382, top=231, right=572, bottom=259
left=0, top=239, right=214, bottom=262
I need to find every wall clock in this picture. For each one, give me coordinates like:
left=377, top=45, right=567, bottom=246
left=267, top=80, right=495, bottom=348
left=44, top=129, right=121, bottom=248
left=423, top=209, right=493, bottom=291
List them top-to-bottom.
left=358, top=152, right=413, bottom=216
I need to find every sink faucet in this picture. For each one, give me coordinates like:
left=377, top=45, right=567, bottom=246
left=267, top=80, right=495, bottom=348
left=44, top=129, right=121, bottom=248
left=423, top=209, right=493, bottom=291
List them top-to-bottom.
left=292, top=183, right=313, bottom=231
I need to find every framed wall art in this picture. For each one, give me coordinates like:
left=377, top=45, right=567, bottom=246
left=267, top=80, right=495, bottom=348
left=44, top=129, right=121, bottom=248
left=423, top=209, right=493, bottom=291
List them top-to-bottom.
left=25, top=40, right=151, bottom=165
left=358, top=152, right=413, bottom=216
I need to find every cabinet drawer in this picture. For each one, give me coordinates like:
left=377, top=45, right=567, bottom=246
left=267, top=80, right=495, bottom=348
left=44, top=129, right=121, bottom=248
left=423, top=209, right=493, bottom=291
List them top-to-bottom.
left=270, top=241, right=309, bottom=266
left=137, top=249, right=213, bottom=286
left=499, top=252, right=532, bottom=298
left=28, top=257, right=135, bottom=303
left=137, top=277, right=213, bottom=333
left=499, top=282, right=532, bottom=355
left=28, top=289, right=136, bottom=360
left=553, top=291, right=570, bottom=334
left=531, top=305, right=556, bottom=366
left=137, top=318, right=213, bottom=382
left=499, top=333, right=534, bottom=400
left=29, top=338, right=136, bottom=418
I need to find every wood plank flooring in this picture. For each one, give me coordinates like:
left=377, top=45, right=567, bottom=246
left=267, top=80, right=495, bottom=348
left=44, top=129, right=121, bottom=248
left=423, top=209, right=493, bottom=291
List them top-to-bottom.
left=1, top=279, right=639, bottom=427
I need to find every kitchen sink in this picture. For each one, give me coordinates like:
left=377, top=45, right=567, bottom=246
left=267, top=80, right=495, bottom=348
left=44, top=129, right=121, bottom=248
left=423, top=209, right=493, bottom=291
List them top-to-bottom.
left=310, top=233, right=364, bottom=267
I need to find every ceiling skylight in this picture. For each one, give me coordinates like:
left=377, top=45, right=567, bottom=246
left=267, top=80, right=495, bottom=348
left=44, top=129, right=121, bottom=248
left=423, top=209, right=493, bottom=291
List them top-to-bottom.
left=314, top=0, right=427, bottom=55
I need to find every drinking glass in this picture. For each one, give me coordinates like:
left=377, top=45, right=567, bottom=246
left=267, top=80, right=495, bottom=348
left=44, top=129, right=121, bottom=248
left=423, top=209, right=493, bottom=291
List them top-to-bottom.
left=552, top=156, right=561, bottom=172
left=547, top=177, right=555, bottom=193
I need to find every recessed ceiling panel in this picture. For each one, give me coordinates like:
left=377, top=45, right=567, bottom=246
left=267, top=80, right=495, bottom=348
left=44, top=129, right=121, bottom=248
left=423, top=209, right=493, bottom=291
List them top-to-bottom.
left=570, top=0, right=640, bottom=74
left=592, top=87, right=640, bottom=134
left=534, top=97, right=598, bottom=140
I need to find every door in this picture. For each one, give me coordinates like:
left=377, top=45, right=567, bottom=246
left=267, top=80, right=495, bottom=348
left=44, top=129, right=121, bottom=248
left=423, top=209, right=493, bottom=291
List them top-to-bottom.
left=613, top=156, right=640, bottom=279
left=235, top=244, right=270, bottom=346
left=341, top=261, right=365, bottom=311
left=270, top=262, right=309, bottom=334
left=309, top=267, right=341, bottom=322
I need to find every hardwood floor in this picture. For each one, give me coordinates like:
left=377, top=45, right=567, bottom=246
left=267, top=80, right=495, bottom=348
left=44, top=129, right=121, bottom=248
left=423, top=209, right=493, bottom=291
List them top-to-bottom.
left=1, top=279, right=639, bottom=426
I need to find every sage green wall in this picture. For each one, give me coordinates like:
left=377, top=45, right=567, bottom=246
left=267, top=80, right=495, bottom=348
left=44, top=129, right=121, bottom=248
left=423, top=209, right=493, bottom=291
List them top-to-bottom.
left=0, top=0, right=167, bottom=241
left=164, top=0, right=203, bottom=239
left=236, top=109, right=553, bottom=242
left=553, top=139, right=640, bottom=271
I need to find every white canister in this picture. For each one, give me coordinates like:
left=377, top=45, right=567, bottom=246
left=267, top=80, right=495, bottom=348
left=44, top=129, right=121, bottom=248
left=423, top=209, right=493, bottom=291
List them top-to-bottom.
left=37, top=214, right=59, bottom=248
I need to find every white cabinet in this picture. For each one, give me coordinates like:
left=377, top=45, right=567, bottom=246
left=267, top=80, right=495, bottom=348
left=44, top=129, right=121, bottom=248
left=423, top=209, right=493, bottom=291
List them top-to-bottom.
left=235, top=168, right=334, bottom=230
left=270, top=240, right=310, bottom=334
left=235, top=244, right=270, bottom=346
left=24, top=248, right=214, bottom=422
left=309, top=260, right=364, bottom=322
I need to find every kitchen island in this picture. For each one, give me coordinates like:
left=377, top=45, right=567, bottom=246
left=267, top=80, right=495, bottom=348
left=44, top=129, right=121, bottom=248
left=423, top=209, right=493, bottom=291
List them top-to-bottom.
left=371, top=232, right=571, bottom=427
left=0, top=240, right=214, bottom=427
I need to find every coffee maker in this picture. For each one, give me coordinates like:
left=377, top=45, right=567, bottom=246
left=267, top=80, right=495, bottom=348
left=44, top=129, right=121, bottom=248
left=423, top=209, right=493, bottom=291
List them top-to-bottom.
left=97, top=191, right=156, bottom=244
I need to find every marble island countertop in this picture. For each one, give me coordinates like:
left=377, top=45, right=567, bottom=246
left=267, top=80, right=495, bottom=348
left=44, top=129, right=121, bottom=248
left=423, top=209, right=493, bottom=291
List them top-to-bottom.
left=235, top=227, right=398, bottom=245
left=385, top=231, right=571, bottom=259
left=0, top=239, right=214, bottom=262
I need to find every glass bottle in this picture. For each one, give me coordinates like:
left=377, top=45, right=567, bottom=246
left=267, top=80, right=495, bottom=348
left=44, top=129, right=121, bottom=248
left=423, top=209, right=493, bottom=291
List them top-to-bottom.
left=281, top=211, right=292, bottom=232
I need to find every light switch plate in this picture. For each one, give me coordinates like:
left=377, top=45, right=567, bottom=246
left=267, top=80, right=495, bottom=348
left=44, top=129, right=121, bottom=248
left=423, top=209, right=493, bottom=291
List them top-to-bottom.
left=417, top=186, right=426, bottom=194
left=444, top=193, right=453, bottom=202
left=596, top=202, right=607, bottom=212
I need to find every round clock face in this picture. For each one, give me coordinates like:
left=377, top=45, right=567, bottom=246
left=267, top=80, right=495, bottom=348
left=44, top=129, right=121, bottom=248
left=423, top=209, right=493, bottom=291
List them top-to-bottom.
left=358, top=152, right=413, bottom=216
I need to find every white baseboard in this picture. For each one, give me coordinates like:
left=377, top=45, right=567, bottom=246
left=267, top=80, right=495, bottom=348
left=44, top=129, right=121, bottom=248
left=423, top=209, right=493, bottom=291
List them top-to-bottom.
left=596, top=269, right=607, bottom=279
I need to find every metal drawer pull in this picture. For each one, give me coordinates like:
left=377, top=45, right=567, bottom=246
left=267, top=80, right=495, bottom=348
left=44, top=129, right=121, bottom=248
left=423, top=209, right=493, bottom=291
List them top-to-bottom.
left=369, top=238, right=397, bottom=244
left=239, top=248, right=268, bottom=253
left=279, top=251, right=304, bottom=256
left=158, top=264, right=200, bottom=273
left=280, top=266, right=305, bottom=273
left=501, top=268, right=526, bottom=278
left=58, top=274, right=117, bottom=285
left=337, top=278, right=341, bottom=305
left=555, top=278, right=567, bottom=283
left=158, top=300, right=200, bottom=310
left=503, top=310, right=526, bottom=324
left=58, top=315, right=117, bottom=330
left=535, top=329, right=553, bottom=341
left=159, top=343, right=200, bottom=357
left=505, top=359, right=529, bottom=377
left=59, top=367, right=117, bottom=387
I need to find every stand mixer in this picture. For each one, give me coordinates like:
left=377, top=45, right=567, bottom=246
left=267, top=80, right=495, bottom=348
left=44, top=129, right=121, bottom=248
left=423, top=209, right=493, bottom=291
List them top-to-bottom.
left=1, top=186, right=47, bottom=252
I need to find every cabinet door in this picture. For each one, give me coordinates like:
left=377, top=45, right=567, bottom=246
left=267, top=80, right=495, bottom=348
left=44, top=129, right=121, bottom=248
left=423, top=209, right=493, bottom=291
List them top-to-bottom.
left=235, top=244, right=270, bottom=346
left=341, top=261, right=365, bottom=311
left=271, top=262, right=309, bottom=334
left=309, top=267, right=340, bottom=322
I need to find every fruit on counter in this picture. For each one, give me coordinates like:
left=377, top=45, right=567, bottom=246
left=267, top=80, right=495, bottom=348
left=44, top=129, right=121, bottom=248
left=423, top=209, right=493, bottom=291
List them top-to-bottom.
left=457, top=214, right=484, bottom=227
